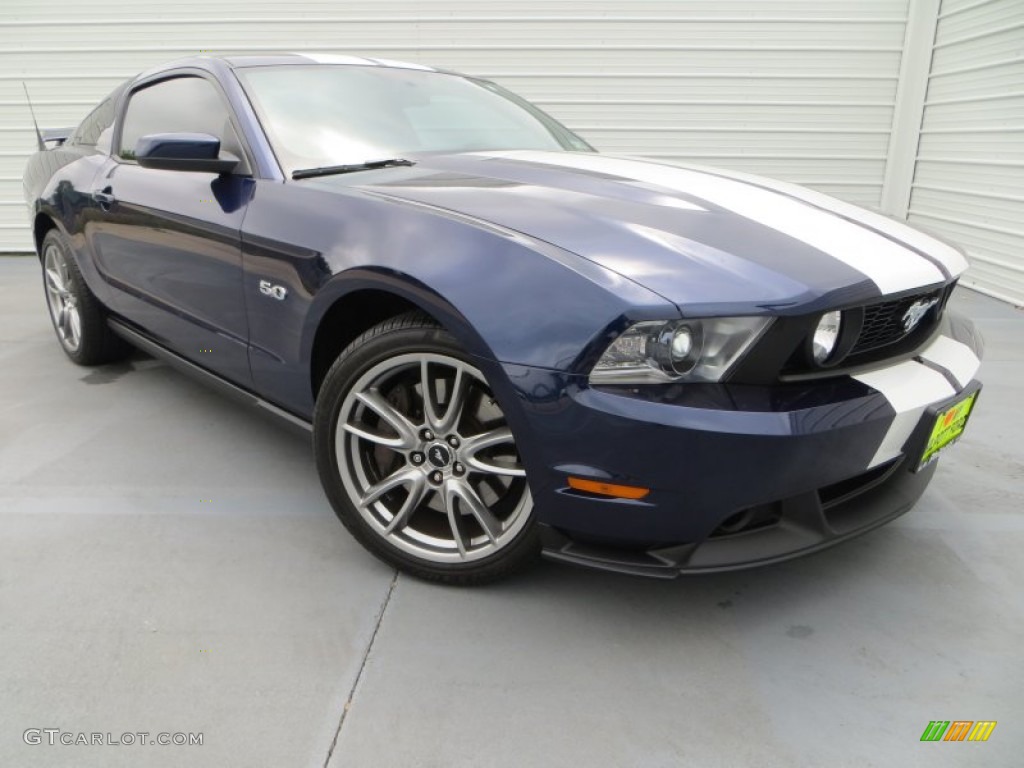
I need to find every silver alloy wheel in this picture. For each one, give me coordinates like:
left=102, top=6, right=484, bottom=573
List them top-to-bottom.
left=43, top=243, right=82, bottom=353
left=336, top=352, right=533, bottom=564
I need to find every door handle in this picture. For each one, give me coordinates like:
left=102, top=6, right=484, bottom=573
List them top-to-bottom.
left=92, top=187, right=116, bottom=207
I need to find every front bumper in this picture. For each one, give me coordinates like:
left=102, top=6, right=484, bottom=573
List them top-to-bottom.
left=499, top=312, right=982, bottom=576
left=540, top=459, right=935, bottom=578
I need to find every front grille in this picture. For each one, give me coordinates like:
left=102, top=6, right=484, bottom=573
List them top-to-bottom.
left=745, top=282, right=958, bottom=382
left=849, top=288, right=944, bottom=356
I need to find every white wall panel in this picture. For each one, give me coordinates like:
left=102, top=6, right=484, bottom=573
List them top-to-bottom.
left=0, top=0, right=909, bottom=252
left=909, top=0, right=1024, bottom=304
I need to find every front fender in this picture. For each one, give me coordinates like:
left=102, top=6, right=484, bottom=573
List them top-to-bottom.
left=241, top=180, right=675, bottom=416
left=312, top=186, right=676, bottom=370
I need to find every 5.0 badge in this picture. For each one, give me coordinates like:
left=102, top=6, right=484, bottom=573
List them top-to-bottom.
left=258, top=280, right=287, bottom=301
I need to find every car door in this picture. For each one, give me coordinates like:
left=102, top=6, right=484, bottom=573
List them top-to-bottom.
left=87, top=74, right=254, bottom=385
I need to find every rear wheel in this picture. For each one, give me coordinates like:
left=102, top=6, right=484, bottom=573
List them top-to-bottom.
left=41, top=229, right=129, bottom=365
left=314, top=313, right=538, bottom=584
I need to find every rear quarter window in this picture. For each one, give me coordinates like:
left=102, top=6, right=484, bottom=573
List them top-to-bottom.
left=68, top=83, right=126, bottom=150
left=69, top=98, right=116, bottom=147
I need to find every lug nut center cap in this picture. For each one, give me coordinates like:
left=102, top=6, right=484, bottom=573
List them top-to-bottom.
left=426, top=443, right=452, bottom=469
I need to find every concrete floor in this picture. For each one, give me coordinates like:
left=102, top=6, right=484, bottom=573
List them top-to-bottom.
left=0, top=254, right=1021, bottom=767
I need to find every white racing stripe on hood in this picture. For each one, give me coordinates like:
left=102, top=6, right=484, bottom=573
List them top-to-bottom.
left=296, top=53, right=435, bottom=71
left=297, top=53, right=378, bottom=66
left=368, top=57, right=435, bottom=71
left=479, top=151, right=947, bottom=295
left=674, top=161, right=969, bottom=277
left=916, top=335, right=981, bottom=389
left=853, top=360, right=957, bottom=468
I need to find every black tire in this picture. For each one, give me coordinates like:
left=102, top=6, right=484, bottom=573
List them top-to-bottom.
left=40, top=228, right=130, bottom=366
left=313, top=312, right=540, bottom=585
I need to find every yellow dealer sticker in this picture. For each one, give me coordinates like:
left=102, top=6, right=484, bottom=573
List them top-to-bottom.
left=919, top=391, right=978, bottom=470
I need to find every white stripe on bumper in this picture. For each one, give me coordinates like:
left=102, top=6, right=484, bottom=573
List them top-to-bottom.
left=481, top=151, right=949, bottom=295
left=853, top=334, right=980, bottom=468
left=917, top=335, right=982, bottom=389
left=853, top=361, right=957, bottom=468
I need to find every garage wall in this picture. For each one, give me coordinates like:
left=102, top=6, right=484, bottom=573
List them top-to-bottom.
left=0, top=0, right=909, bottom=253
left=907, top=0, right=1024, bottom=305
left=8, top=2, right=1022, bottom=305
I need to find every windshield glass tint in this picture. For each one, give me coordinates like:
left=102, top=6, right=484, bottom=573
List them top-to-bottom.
left=236, top=65, right=587, bottom=173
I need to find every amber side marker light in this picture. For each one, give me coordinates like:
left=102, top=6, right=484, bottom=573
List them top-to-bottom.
left=567, top=477, right=651, bottom=500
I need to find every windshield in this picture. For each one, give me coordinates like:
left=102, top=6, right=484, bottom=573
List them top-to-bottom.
left=235, top=64, right=592, bottom=174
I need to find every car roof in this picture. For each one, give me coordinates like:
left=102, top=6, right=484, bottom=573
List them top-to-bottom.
left=136, top=52, right=439, bottom=80
left=229, top=53, right=437, bottom=71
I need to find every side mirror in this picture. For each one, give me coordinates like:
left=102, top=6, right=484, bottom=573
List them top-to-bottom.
left=134, top=132, right=239, bottom=175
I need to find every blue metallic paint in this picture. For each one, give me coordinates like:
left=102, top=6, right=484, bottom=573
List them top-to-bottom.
left=22, top=55, right=981, bottom=566
left=134, top=132, right=222, bottom=161
left=359, top=154, right=888, bottom=316
left=85, top=162, right=254, bottom=384
left=239, top=175, right=673, bottom=416
left=505, top=309, right=979, bottom=547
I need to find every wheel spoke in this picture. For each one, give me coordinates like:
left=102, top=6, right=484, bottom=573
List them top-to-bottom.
left=58, top=256, right=70, bottom=288
left=45, top=267, right=65, bottom=295
left=55, top=305, right=67, bottom=338
left=68, top=307, right=82, bottom=344
left=421, top=360, right=467, bottom=435
left=349, top=389, right=419, bottom=450
left=342, top=422, right=405, bottom=448
left=462, top=426, right=515, bottom=452
left=462, top=427, right=526, bottom=477
left=466, top=457, right=526, bottom=478
left=360, top=466, right=422, bottom=508
left=383, top=473, right=428, bottom=534
left=447, top=478, right=502, bottom=545
left=441, top=485, right=470, bottom=558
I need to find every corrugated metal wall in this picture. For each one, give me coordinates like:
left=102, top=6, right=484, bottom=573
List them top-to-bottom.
left=0, top=0, right=909, bottom=253
left=908, top=0, right=1024, bottom=304
left=8, top=1, right=1022, bottom=305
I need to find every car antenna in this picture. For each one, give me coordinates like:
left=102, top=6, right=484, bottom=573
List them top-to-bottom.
left=22, top=82, right=45, bottom=151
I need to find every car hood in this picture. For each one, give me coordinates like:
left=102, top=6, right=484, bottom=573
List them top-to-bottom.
left=323, top=150, right=968, bottom=313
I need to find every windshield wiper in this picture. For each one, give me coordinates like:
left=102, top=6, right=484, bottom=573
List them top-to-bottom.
left=291, top=158, right=415, bottom=180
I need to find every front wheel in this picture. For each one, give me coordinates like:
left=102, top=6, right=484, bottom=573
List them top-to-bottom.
left=313, top=313, right=539, bottom=584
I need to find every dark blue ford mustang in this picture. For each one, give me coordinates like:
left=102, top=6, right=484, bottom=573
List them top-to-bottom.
left=23, top=54, right=983, bottom=583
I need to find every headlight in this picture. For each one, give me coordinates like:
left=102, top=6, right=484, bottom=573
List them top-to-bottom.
left=812, top=310, right=842, bottom=364
left=590, top=316, right=772, bottom=384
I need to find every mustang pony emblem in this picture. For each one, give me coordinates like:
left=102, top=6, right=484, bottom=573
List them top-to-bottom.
left=902, top=297, right=939, bottom=333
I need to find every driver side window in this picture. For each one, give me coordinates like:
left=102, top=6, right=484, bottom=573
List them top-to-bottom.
left=119, top=76, right=246, bottom=166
